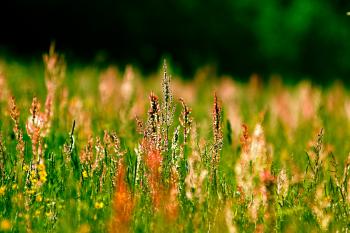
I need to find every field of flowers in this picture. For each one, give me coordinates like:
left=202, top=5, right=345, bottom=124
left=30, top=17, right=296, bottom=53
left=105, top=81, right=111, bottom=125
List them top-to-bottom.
left=1, top=46, right=350, bottom=232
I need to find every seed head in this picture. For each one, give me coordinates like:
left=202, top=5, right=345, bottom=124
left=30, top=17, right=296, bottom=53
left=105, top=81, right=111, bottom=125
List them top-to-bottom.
left=161, top=60, right=174, bottom=150
left=146, top=93, right=161, bottom=150
left=213, top=93, right=223, bottom=151
left=179, top=98, right=192, bottom=144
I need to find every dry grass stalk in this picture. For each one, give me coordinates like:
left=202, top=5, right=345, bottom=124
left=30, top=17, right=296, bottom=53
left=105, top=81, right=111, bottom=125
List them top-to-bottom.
left=161, top=60, right=174, bottom=151
left=146, top=93, right=162, bottom=151
left=211, top=93, right=223, bottom=181
left=9, top=96, right=25, bottom=159
left=26, top=97, right=45, bottom=162
left=179, top=98, right=192, bottom=145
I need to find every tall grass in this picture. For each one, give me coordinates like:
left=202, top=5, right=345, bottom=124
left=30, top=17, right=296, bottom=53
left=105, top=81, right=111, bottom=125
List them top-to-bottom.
left=0, top=47, right=350, bottom=232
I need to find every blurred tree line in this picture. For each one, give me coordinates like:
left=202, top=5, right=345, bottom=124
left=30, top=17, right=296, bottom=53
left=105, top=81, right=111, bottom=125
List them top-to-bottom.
left=1, top=0, right=350, bottom=82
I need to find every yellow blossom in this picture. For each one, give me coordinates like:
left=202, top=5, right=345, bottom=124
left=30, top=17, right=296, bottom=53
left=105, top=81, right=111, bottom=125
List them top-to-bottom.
left=38, top=163, right=45, bottom=171
left=23, top=165, right=29, bottom=172
left=30, top=170, right=36, bottom=179
left=39, top=170, right=47, bottom=183
left=82, top=170, right=88, bottom=178
left=31, top=178, right=38, bottom=185
left=12, top=184, right=18, bottom=190
left=0, top=186, right=6, bottom=196
left=26, top=189, right=35, bottom=195
left=36, top=194, right=43, bottom=202
left=94, top=202, right=104, bottom=209
left=0, top=219, right=11, bottom=231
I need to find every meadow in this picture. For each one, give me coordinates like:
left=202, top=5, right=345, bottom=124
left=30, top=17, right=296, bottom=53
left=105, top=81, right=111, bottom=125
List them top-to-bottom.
left=1, top=47, right=350, bottom=232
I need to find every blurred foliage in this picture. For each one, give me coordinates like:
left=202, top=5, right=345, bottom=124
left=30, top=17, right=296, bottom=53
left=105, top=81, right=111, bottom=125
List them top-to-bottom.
left=1, top=0, right=350, bottom=82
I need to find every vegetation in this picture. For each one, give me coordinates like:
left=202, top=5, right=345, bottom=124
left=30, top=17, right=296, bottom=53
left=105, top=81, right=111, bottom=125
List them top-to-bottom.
left=1, top=47, right=350, bottom=232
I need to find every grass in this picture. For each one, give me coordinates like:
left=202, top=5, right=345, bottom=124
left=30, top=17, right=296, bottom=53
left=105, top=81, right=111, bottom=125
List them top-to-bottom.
left=1, top=47, right=350, bottom=232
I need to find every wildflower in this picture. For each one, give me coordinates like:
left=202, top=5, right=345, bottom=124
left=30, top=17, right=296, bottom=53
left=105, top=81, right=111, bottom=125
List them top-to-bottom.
left=38, top=162, right=47, bottom=184
left=23, top=164, right=29, bottom=172
left=82, top=170, right=88, bottom=179
left=12, top=184, right=18, bottom=190
left=0, top=185, right=6, bottom=196
left=26, top=189, right=35, bottom=195
left=36, top=194, right=43, bottom=202
left=94, top=201, right=104, bottom=209
left=0, top=219, right=11, bottom=231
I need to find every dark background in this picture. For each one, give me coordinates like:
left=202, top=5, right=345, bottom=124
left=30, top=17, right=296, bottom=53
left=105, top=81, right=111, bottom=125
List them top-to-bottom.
left=1, top=0, right=350, bottom=82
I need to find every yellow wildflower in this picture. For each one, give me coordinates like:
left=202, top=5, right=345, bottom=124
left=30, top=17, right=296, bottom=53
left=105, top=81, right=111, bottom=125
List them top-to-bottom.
left=38, top=163, right=45, bottom=171
left=38, top=163, right=47, bottom=183
left=23, top=165, right=29, bottom=172
left=30, top=170, right=36, bottom=179
left=39, top=170, right=47, bottom=183
left=82, top=170, right=88, bottom=178
left=31, top=178, right=38, bottom=185
left=12, top=184, right=18, bottom=190
left=0, top=186, right=6, bottom=196
left=26, top=189, right=35, bottom=195
left=36, top=194, right=43, bottom=202
left=94, top=202, right=104, bottom=209
left=0, top=219, right=11, bottom=231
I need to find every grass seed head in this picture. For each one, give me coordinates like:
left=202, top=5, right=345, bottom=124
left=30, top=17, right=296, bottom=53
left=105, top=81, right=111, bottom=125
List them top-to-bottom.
left=161, top=59, right=175, bottom=150
left=146, top=92, right=162, bottom=150
left=179, top=98, right=192, bottom=144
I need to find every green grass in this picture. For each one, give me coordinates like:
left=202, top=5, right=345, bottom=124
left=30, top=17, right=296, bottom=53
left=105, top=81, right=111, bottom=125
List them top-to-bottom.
left=1, top=49, right=350, bottom=232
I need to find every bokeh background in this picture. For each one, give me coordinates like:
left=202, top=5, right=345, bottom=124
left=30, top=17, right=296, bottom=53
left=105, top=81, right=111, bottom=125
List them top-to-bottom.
left=1, top=0, right=350, bottom=83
